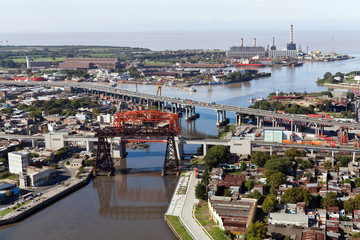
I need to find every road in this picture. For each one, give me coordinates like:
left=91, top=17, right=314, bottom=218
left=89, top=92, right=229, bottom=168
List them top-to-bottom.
left=1, top=80, right=360, bottom=129
left=180, top=172, right=211, bottom=240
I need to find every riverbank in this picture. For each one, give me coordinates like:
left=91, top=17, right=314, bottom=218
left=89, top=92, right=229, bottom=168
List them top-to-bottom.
left=320, top=83, right=360, bottom=90
left=0, top=167, right=93, bottom=226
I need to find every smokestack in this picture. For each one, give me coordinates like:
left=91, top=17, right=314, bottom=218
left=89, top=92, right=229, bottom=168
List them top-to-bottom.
left=290, top=25, right=293, bottom=44
left=272, top=37, right=275, bottom=46
left=241, top=38, right=243, bottom=47
left=253, top=38, right=256, bottom=47
left=26, top=56, right=30, bottom=69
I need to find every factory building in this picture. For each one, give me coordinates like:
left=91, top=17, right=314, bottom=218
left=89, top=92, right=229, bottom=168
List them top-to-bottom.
left=227, top=38, right=266, bottom=58
left=269, top=50, right=297, bottom=58
left=26, top=56, right=51, bottom=69
left=59, top=58, right=120, bottom=70
left=8, top=151, right=29, bottom=174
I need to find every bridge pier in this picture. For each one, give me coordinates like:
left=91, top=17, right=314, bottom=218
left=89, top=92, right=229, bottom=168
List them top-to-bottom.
left=185, top=106, right=199, bottom=121
left=216, top=110, right=229, bottom=126
left=235, top=113, right=242, bottom=126
left=86, top=140, right=94, bottom=152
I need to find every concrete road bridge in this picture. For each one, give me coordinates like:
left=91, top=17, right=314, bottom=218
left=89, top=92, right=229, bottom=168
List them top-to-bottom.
left=1, top=80, right=360, bottom=130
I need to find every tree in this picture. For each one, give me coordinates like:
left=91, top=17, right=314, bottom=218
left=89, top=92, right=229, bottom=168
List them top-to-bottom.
left=128, top=66, right=140, bottom=78
left=29, top=110, right=42, bottom=119
left=43, top=127, right=49, bottom=133
left=203, top=145, right=230, bottom=169
left=284, top=147, right=305, bottom=159
left=251, top=151, right=269, bottom=167
left=264, top=156, right=292, bottom=174
left=301, top=160, right=314, bottom=170
left=240, top=161, right=247, bottom=171
left=324, top=161, right=333, bottom=172
left=268, top=172, right=286, bottom=189
left=355, top=178, right=360, bottom=188
left=244, top=180, right=255, bottom=191
left=195, top=182, right=207, bottom=200
left=281, top=188, right=312, bottom=207
left=323, top=192, right=339, bottom=209
left=262, top=195, right=278, bottom=213
left=344, top=198, right=356, bottom=214
left=246, top=221, right=267, bottom=240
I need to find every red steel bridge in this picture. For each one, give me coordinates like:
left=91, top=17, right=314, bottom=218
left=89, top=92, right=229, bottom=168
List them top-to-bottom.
left=94, top=110, right=180, bottom=176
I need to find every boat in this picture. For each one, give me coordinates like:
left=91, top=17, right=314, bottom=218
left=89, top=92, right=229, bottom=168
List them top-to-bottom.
left=235, top=59, right=265, bottom=67
left=12, top=77, right=45, bottom=81
left=248, top=97, right=264, bottom=103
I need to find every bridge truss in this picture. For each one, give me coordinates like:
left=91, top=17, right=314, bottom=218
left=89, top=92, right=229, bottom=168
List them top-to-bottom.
left=94, top=111, right=180, bottom=175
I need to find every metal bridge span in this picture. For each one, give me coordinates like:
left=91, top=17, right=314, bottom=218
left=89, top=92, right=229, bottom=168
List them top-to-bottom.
left=1, top=80, right=360, bottom=129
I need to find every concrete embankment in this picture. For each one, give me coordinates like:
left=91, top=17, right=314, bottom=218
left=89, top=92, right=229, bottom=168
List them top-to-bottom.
left=0, top=170, right=93, bottom=226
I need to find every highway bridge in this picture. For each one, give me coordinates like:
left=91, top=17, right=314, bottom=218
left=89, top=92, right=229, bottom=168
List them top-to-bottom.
left=1, top=80, right=360, bottom=130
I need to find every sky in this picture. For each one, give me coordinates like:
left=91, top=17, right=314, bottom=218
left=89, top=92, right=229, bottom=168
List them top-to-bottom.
left=1, top=0, right=360, bottom=32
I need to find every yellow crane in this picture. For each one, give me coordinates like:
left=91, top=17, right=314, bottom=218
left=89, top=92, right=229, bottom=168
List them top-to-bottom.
left=156, top=79, right=164, bottom=96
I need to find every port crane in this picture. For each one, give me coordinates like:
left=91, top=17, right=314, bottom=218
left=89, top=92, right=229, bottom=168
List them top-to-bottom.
left=156, top=79, right=164, bottom=96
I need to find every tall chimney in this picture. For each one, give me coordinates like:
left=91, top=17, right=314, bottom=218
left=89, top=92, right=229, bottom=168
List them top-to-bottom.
left=290, top=25, right=293, bottom=44
left=272, top=37, right=275, bottom=46
left=241, top=38, right=243, bottom=47
left=254, top=38, right=256, bottom=47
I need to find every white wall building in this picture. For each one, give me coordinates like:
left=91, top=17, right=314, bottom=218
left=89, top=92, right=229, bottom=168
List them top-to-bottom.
left=8, top=151, right=29, bottom=174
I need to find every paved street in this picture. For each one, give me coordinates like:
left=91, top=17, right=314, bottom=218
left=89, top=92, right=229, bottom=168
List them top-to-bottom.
left=180, top=172, right=211, bottom=240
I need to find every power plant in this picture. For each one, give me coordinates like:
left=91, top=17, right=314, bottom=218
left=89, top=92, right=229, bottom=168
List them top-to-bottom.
left=227, top=25, right=299, bottom=59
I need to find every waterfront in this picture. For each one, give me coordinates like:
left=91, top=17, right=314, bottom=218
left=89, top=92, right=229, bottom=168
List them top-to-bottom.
left=0, top=52, right=360, bottom=239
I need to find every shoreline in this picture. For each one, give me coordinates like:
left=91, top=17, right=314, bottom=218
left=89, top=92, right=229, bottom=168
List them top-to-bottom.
left=0, top=168, right=93, bottom=227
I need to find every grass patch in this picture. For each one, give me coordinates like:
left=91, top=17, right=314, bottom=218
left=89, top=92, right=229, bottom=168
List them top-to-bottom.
left=89, top=53, right=116, bottom=58
left=10, top=57, right=65, bottom=63
left=143, top=61, right=171, bottom=66
left=217, top=124, right=236, bottom=139
left=189, top=158, right=204, bottom=165
left=227, top=170, right=243, bottom=175
left=180, top=171, right=189, bottom=177
left=178, top=186, right=187, bottom=195
left=0, top=200, right=32, bottom=216
left=194, top=201, right=231, bottom=240
left=165, top=215, right=193, bottom=240
left=208, top=227, right=230, bottom=240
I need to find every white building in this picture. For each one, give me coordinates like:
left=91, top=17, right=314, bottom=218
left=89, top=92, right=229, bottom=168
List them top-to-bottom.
left=8, top=151, right=29, bottom=174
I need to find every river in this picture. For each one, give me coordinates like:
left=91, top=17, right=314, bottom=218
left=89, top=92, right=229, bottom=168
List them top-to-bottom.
left=1, top=54, right=360, bottom=240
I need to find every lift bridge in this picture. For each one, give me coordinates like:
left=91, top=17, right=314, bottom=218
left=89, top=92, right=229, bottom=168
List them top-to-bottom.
left=94, top=110, right=180, bottom=176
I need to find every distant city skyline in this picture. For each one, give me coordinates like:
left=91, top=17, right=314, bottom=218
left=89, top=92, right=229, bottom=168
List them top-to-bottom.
left=1, top=0, right=360, bottom=33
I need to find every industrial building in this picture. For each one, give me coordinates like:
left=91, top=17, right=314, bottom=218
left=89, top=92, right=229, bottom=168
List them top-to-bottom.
left=227, top=38, right=266, bottom=58
left=26, top=56, right=51, bottom=69
left=59, top=58, right=120, bottom=70
left=8, top=151, right=29, bottom=174
left=19, top=166, right=56, bottom=187
left=0, top=180, right=19, bottom=202
left=208, top=196, right=257, bottom=239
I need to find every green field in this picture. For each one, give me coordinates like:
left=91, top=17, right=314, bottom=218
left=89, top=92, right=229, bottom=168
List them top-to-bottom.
left=89, top=53, right=117, bottom=58
left=10, top=57, right=66, bottom=63
left=143, top=61, right=171, bottom=66
left=194, top=202, right=231, bottom=240
left=165, top=215, right=193, bottom=240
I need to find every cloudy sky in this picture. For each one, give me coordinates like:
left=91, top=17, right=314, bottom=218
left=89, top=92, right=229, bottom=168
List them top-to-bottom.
left=1, top=0, right=359, bottom=32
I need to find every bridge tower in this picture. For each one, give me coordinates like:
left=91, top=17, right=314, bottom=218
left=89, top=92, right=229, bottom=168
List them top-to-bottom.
left=94, top=110, right=180, bottom=175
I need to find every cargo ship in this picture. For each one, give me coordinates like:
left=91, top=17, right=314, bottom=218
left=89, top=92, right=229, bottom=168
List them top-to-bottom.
left=235, top=59, right=265, bottom=67
left=12, top=77, right=45, bottom=81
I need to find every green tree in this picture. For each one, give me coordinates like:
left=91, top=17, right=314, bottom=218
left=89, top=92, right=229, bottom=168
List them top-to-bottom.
left=128, top=66, right=141, bottom=78
left=347, top=92, right=355, bottom=100
left=29, top=110, right=42, bottom=119
left=43, top=127, right=49, bottom=133
left=203, top=145, right=230, bottom=169
left=284, top=147, right=305, bottom=159
left=251, top=152, right=269, bottom=167
left=264, top=156, right=292, bottom=174
left=301, top=160, right=314, bottom=170
left=324, top=160, right=333, bottom=172
left=240, top=161, right=247, bottom=171
left=268, top=172, right=286, bottom=189
left=355, top=178, right=360, bottom=188
left=244, top=180, right=255, bottom=191
left=195, top=182, right=207, bottom=200
left=281, top=188, right=312, bottom=207
left=323, top=192, right=339, bottom=209
left=262, top=195, right=278, bottom=213
left=344, top=198, right=356, bottom=214
left=246, top=221, right=267, bottom=240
